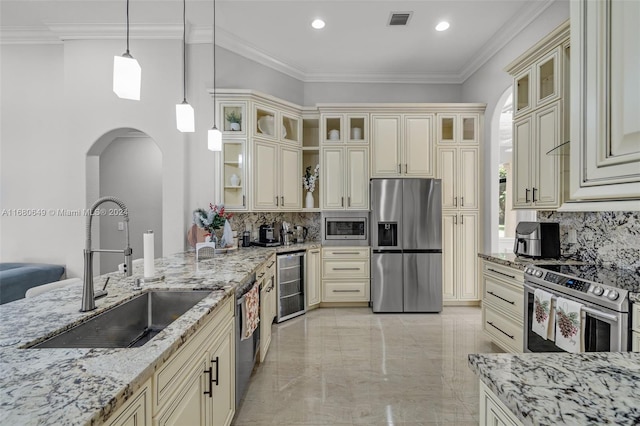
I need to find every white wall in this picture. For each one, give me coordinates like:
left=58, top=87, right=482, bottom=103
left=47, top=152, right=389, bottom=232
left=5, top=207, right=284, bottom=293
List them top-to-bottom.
left=461, top=0, right=570, bottom=252
left=304, top=82, right=462, bottom=104
left=99, top=135, right=163, bottom=274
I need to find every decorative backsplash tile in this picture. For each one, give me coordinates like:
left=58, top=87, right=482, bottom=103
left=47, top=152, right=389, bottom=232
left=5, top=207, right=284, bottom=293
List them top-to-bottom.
left=537, top=211, right=640, bottom=269
left=229, top=212, right=321, bottom=242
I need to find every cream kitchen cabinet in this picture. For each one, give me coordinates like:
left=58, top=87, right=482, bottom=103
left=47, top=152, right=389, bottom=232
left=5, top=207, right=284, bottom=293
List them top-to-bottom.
left=570, top=0, right=640, bottom=203
left=506, top=21, right=570, bottom=210
left=512, top=101, right=567, bottom=209
left=253, top=103, right=301, bottom=146
left=321, top=113, right=368, bottom=144
left=437, top=113, right=480, bottom=145
left=370, top=114, right=436, bottom=177
left=221, top=139, right=248, bottom=211
left=252, top=139, right=302, bottom=211
left=321, top=146, right=369, bottom=210
left=437, top=146, right=479, bottom=210
left=442, top=212, right=478, bottom=303
left=306, top=247, right=321, bottom=309
left=321, top=247, right=370, bottom=303
left=259, top=255, right=276, bottom=362
left=480, top=260, right=525, bottom=353
left=153, top=296, right=235, bottom=426
left=632, top=304, right=640, bottom=352
left=105, top=380, right=151, bottom=426
left=479, top=382, right=523, bottom=426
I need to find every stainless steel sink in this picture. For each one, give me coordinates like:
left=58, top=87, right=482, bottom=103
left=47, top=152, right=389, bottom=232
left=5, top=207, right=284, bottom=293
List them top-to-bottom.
left=29, top=290, right=212, bottom=349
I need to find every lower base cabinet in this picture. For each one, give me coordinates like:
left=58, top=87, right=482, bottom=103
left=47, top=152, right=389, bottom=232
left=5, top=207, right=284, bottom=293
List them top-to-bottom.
left=321, top=247, right=370, bottom=303
left=306, top=248, right=321, bottom=309
left=259, top=255, right=276, bottom=362
left=633, top=304, right=640, bottom=352
left=105, top=380, right=152, bottom=426
left=479, top=381, right=523, bottom=426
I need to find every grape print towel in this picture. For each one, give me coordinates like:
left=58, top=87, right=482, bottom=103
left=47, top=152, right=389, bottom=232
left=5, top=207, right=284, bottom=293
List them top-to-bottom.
left=241, top=282, right=260, bottom=341
left=532, top=288, right=555, bottom=340
left=555, top=297, right=584, bottom=353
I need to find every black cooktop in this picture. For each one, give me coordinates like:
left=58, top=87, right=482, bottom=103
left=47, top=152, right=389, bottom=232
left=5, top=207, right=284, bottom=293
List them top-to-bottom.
left=535, top=263, right=640, bottom=293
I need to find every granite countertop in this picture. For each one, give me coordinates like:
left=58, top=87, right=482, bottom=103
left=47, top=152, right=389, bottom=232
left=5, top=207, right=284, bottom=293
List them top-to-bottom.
left=0, top=242, right=319, bottom=426
left=478, top=252, right=586, bottom=271
left=468, top=352, right=640, bottom=425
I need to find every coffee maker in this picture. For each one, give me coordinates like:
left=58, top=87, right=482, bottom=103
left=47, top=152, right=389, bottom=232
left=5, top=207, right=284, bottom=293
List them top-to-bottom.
left=259, top=224, right=275, bottom=243
left=293, top=225, right=308, bottom=243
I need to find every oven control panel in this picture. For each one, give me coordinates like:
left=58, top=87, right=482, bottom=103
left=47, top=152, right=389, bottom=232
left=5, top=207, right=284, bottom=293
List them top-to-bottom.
left=525, top=267, right=592, bottom=293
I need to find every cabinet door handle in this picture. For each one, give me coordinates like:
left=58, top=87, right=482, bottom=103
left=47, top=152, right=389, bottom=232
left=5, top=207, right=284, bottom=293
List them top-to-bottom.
left=397, top=163, right=401, bottom=173
left=405, top=164, right=408, bottom=173
left=532, top=187, right=537, bottom=203
left=525, top=188, right=530, bottom=203
left=242, top=195, right=246, bottom=207
left=275, top=196, right=279, bottom=206
left=281, top=196, right=284, bottom=206
left=348, top=196, right=351, bottom=207
left=454, top=196, right=457, bottom=207
left=461, top=196, right=464, bottom=207
left=341, top=197, right=344, bottom=207
left=461, top=214, right=464, bottom=225
left=453, top=215, right=457, bottom=225
left=268, top=261, right=275, bottom=268
left=333, top=267, right=361, bottom=271
left=487, top=268, right=516, bottom=280
left=258, top=272, right=265, bottom=278
left=333, top=289, right=360, bottom=293
left=487, top=291, right=515, bottom=305
left=486, top=321, right=514, bottom=340
left=212, top=356, right=219, bottom=386
left=204, top=367, right=213, bottom=397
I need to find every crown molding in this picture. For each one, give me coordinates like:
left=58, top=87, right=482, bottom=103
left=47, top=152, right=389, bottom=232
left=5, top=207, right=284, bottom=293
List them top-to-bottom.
left=45, top=23, right=183, bottom=40
left=0, top=27, right=61, bottom=44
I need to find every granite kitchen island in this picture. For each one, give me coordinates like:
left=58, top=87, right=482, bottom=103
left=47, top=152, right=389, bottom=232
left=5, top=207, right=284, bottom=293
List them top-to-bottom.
left=0, top=243, right=318, bottom=425
left=468, top=352, right=640, bottom=425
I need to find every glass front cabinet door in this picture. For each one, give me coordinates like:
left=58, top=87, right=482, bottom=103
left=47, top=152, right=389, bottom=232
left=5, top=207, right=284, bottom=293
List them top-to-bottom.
left=220, top=102, right=247, bottom=135
left=222, top=139, right=248, bottom=211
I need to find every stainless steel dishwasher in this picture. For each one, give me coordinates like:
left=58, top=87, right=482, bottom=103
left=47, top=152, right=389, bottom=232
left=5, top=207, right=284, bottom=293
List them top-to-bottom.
left=276, top=251, right=306, bottom=322
left=235, top=275, right=259, bottom=407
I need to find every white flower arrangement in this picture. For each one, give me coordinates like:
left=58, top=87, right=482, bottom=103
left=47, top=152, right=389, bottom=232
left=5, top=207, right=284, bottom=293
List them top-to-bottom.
left=303, top=164, right=320, bottom=193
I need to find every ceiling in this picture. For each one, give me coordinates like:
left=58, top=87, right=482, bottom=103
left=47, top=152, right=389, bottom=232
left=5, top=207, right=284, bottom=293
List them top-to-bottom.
left=0, top=0, right=555, bottom=83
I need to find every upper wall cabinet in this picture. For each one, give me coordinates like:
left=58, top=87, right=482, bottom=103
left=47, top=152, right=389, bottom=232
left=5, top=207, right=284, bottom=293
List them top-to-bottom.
left=570, top=0, right=640, bottom=203
left=506, top=21, right=570, bottom=210
left=321, top=113, right=369, bottom=144
left=437, top=114, right=480, bottom=144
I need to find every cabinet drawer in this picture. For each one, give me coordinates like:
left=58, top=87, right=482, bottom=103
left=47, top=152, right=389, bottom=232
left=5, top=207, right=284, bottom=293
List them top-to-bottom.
left=322, top=247, right=370, bottom=259
left=322, top=259, right=370, bottom=279
left=483, top=262, right=524, bottom=284
left=483, top=276, right=524, bottom=319
left=322, top=280, right=370, bottom=302
left=154, top=296, right=234, bottom=410
left=632, top=304, right=640, bottom=333
left=483, top=305, right=523, bottom=353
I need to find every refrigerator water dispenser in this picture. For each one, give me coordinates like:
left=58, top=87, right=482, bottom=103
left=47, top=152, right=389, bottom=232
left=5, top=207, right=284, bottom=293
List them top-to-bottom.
left=378, top=222, right=398, bottom=247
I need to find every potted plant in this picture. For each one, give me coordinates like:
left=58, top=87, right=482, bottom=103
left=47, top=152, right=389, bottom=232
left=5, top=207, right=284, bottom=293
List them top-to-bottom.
left=226, top=110, right=242, bottom=131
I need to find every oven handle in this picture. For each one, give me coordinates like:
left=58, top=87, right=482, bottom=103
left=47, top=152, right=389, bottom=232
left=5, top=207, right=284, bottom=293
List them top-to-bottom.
left=524, top=283, right=619, bottom=323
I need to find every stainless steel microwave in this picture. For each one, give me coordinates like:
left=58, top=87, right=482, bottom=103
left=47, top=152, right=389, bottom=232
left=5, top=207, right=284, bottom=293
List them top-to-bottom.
left=321, top=212, right=368, bottom=246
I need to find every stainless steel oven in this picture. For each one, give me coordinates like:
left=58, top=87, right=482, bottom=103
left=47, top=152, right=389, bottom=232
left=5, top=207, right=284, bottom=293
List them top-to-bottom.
left=321, top=212, right=368, bottom=246
left=523, top=264, right=634, bottom=353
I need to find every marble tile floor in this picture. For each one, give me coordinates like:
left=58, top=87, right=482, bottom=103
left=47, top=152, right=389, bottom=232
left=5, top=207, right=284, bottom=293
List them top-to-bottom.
left=233, top=306, right=500, bottom=426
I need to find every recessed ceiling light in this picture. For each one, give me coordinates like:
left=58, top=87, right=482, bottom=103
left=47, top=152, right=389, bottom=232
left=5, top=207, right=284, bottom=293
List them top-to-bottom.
left=311, top=19, right=325, bottom=30
left=435, top=21, right=450, bottom=31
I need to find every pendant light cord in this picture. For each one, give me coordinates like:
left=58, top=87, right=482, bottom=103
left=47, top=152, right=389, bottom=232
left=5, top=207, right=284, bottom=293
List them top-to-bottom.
left=126, top=0, right=130, bottom=55
left=182, top=0, right=187, bottom=102
left=212, top=0, right=217, bottom=127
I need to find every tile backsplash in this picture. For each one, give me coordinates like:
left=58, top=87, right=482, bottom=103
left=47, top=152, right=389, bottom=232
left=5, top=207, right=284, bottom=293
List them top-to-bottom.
left=537, top=211, right=640, bottom=269
left=229, top=212, right=321, bottom=241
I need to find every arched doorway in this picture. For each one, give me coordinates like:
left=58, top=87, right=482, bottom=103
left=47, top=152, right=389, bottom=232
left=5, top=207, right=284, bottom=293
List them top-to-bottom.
left=86, top=129, right=163, bottom=273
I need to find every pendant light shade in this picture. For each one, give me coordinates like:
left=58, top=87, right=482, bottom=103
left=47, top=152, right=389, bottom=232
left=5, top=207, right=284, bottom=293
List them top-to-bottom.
left=113, top=0, right=141, bottom=100
left=176, top=0, right=195, bottom=132
left=208, top=0, right=222, bottom=151
left=176, top=101, right=195, bottom=132
left=208, top=126, right=222, bottom=151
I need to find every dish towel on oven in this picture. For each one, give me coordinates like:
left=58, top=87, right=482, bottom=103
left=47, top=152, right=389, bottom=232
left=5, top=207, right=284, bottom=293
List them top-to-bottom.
left=241, top=282, right=260, bottom=341
left=532, top=288, right=555, bottom=340
left=555, top=297, right=584, bottom=353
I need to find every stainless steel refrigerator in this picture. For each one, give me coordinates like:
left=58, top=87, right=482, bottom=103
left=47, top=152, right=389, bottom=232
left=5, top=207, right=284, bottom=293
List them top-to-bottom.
left=370, top=178, right=442, bottom=313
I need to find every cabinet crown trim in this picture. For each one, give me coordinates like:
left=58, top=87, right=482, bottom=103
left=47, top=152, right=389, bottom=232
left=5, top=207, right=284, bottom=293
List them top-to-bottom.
left=505, top=20, right=570, bottom=74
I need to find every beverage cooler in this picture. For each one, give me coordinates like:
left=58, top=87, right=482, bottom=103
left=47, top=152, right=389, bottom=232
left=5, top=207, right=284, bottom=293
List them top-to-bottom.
left=276, top=251, right=306, bottom=322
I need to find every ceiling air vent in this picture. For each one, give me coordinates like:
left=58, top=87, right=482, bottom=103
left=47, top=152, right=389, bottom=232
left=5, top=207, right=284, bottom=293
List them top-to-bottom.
left=388, top=12, right=412, bottom=26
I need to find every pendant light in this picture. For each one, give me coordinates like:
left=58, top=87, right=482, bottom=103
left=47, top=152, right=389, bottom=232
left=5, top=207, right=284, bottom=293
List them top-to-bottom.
left=113, top=0, right=141, bottom=100
left=176, top=0, right=195, bottom=132
left=207, top=0, right=222, bottom=151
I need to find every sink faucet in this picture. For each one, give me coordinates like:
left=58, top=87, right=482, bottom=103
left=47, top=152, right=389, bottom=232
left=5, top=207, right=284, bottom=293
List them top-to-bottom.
left=82, top=196, right=132, bottom=312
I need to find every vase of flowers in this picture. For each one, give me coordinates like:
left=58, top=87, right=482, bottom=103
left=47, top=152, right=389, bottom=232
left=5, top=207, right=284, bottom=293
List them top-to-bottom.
left=303, top=164, right=320, bottom=209
left=193, top=203, right=234, bottom=244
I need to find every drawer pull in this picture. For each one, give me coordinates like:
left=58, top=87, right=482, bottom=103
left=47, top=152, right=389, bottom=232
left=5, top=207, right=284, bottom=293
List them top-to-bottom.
left=331, top=251, right=361, bottom=255
left=268, top=261, right=275, bottom=267
left=332, top=267, right=361, bottom=271
left=487, top=268, right=516, bottom=280
left=333, top=289, right=361, bottom=293
left=487, top=291, right=515, bottom=305
left=486, top=321, right=514, bottom=340
left=204, top=367, right=213, bottom=397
